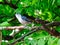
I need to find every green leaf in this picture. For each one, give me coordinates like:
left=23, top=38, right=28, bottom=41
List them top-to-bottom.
left=0, top=22, right=11, bottom=26
left=37, top=38, right=45, bottom=45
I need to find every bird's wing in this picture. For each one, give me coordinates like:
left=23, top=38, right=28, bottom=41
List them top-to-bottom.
left=21, top=16, right=31, bottom=22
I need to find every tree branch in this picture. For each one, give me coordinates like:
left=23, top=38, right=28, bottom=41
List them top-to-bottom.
left=0, top=0, right=60, bottom=43
left=1, top=19, right=60, bottom=45
left=35, top=19, right=60, bottom=37
left=8, top=20, right=60, bottom=45
left=46, top=21, right=60, bottom=26
left=0, top=26, right=25, bottom=30
left=8, top=26, right=42, bottom=45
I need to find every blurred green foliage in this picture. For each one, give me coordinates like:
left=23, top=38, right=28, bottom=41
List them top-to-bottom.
left=0, top=0, right=60, bottom=45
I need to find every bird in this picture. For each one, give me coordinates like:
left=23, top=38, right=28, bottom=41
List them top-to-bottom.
left=4, top=13, right=32, bottom=41
left=10, top=13, right=32, bottom=38
left=14, top=13, right=32, bottom=36
left=15, top=13, right=31, bottom=25
left=15, top=13, right=35, bottom=29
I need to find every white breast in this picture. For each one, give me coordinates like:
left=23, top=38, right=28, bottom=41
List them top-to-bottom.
left=15, top=14, right=28, bottom=24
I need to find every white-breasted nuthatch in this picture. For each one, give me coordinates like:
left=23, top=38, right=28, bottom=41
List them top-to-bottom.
left=15, top=13, right=31, bottom=25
